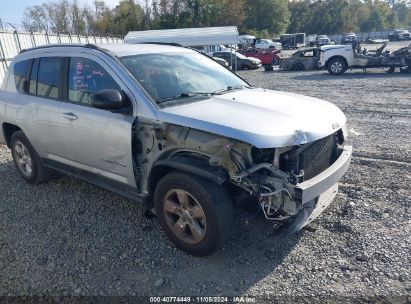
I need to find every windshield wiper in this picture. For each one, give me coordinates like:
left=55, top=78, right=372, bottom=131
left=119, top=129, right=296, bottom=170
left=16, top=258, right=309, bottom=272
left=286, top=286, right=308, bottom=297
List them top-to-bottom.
left=211, top=85, right=253, bottom=95
left=157, top=86, right=253, bottom=104
left=157, top=92, right=216, bottom=103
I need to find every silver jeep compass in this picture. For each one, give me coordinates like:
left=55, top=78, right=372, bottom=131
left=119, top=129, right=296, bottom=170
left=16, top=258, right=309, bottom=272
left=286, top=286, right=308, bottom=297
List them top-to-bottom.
left=0, top=44, right=352, bottom=256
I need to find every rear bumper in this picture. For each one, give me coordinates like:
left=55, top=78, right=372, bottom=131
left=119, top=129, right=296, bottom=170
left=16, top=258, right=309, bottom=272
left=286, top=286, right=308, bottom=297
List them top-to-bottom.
left=294, top=145, right=352, bottom=204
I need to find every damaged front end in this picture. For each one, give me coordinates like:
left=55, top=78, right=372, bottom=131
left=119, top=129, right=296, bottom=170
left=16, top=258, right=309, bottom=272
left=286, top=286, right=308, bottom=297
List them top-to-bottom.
left=142, top=121, right=352, bottom=234
left=218, top=129, right=352, bottom=233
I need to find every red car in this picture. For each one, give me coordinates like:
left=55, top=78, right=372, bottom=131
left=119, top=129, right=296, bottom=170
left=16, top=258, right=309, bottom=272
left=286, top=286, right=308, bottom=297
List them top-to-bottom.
left=238, top=48, right=281, bottom=65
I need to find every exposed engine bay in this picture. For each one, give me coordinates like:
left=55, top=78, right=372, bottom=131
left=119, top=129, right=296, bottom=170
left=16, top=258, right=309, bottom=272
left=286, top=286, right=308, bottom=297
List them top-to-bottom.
left=133, top=119, right=348, bottom=224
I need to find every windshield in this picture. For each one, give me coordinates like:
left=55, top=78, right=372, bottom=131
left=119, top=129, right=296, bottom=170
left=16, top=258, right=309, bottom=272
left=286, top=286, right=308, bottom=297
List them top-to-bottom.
left=120, top=52, right=249, bottom=107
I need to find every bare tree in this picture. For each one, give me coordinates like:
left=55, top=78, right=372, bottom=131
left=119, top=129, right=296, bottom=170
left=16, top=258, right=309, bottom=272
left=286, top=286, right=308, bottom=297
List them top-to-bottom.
left=45, top=0, right=70, bottom=33
left=70, top=0, right=86, bottom=35
left=94, top=1, right=108, bottom=18
left=82, top=4, right=96, bottom=35
left=22, top=5, right=49, bottom=32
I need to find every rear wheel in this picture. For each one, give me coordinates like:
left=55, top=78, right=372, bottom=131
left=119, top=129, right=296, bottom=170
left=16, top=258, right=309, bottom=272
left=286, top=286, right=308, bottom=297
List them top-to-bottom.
left=327, top=58, right=347, bottom=75
left=293, top=63, right=305, bottom=71
left=10, top=131, right=52, bottom=184
left=154, top=171, right=233, bottom=256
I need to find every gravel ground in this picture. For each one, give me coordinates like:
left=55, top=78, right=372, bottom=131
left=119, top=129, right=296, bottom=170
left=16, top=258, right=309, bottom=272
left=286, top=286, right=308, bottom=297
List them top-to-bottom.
left=0, top=64, right=410, bottom=302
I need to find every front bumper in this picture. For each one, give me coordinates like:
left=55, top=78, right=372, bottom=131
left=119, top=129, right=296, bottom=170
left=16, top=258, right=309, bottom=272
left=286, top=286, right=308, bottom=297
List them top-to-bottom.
left=286, top=145, right=352, bottom=232
left=295, top=145, right=352, bottom=204
left=279, top=184, right=340, bottom=234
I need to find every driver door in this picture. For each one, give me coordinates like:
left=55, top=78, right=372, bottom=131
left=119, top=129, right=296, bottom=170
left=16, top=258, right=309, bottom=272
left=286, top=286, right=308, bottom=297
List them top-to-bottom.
left=57, top=56, right=137, bottom=190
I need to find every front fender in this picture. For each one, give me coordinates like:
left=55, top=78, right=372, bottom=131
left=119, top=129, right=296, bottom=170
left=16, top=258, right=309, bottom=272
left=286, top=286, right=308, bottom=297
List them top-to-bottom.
left=152, top=155, right=228, bottom=185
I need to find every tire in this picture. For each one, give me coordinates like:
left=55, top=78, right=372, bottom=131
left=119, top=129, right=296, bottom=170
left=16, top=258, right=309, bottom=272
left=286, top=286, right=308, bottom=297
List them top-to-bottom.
left=271, top=57, right=280, bottom=65
left=327, top=58, right=347, bottom=75
left=293, top=63, right=305, bottom=71
left=264, top=65, right=274, bottom=72
left=10, top=131, right=52, bottom=184
left=154, top=171, right=233, bottom=256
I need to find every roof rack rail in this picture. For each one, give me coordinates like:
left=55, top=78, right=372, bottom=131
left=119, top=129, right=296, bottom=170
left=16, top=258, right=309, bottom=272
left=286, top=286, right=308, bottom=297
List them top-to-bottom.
left=18, top=43, right=110, bottom=54
left=19, top=43, right=90, bottom=54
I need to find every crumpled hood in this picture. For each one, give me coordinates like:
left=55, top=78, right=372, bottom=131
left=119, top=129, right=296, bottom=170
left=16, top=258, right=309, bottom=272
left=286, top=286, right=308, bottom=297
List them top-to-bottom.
left=157, top=88, right=346, bottom=148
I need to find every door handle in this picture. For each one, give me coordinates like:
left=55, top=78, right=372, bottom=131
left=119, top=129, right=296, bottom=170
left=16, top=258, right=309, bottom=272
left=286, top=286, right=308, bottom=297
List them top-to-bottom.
left=62, top=112, right=78, bottom=121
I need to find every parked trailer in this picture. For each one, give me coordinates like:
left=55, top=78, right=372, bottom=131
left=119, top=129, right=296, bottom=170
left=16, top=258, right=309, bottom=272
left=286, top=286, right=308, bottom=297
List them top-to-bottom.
left=280, top=33, right=306, bottom=49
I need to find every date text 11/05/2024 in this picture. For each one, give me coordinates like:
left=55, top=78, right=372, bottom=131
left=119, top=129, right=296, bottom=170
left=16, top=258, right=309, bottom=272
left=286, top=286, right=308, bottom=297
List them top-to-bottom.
left=149, top=296, right=256, bottom=303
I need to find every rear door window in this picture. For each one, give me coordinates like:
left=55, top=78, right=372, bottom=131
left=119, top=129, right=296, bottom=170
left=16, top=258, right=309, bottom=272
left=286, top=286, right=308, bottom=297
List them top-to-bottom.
left=36, top=57, right=62, bottom=99
left=13, top=60, right=29, bottom=93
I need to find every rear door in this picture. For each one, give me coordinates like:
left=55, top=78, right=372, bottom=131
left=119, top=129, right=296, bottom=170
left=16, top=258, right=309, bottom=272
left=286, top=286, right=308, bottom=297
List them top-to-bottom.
left=57, top=55, right=137, bottom=190
left=24, top=57, right=67, bottom=159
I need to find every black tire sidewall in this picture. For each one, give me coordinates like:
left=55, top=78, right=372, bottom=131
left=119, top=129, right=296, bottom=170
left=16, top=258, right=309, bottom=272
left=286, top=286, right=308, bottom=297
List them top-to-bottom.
left=296, top=63, right=305, bottom=71
left=154, top=172, right=229, bottom=256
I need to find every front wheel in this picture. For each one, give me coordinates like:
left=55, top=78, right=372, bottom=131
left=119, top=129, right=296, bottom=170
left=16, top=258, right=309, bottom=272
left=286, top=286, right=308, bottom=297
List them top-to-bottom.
left=327, top=58, right=347, bottom=75
left=154, top=171, right=233, bottom=256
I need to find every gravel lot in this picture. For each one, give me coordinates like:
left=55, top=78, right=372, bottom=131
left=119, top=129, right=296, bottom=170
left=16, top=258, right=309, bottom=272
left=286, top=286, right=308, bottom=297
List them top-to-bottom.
left=0, top=60, right=410, bottom=302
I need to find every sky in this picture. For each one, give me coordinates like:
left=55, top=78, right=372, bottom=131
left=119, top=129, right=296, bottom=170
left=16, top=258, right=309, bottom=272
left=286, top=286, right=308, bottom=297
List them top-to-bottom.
left=0, top=0, right=122, bottom=29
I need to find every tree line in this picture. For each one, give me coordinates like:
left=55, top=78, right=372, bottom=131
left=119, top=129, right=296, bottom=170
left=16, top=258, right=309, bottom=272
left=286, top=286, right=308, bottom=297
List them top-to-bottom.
left=22, top=0, right=411, bottom=37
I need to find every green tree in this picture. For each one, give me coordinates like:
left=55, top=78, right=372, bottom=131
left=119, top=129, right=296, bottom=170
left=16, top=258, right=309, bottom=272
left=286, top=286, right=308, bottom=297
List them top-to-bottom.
left=20, top=0, right=411, bottom=37
left=112, top=0, right=144, bottom=35
left=245, top=0, right=290, bottom=35
left=288, top=0, right=311, bottom=33
left=392, top=1, right=411, bottom=27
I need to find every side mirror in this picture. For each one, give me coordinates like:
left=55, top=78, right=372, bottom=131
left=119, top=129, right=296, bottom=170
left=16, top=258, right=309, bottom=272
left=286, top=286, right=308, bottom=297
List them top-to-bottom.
left=91, top=89, right=125, bottom=110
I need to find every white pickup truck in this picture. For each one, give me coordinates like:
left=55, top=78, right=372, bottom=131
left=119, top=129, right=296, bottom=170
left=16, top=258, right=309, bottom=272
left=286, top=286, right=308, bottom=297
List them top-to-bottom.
left=319, top=43, right=410, bottom=75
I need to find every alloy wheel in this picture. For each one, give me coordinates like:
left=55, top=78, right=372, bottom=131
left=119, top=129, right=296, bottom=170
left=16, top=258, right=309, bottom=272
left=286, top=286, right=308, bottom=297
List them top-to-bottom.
left=331, top=61, right=343, bottom=73
left=13, top=141, right=33, bottom=177
left=162, top=189, right=207, bottom=245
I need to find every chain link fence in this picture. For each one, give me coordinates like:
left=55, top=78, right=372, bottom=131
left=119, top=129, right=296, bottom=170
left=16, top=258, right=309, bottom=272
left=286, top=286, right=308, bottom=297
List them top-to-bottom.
left=0, top=30, right=123, bottom=84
